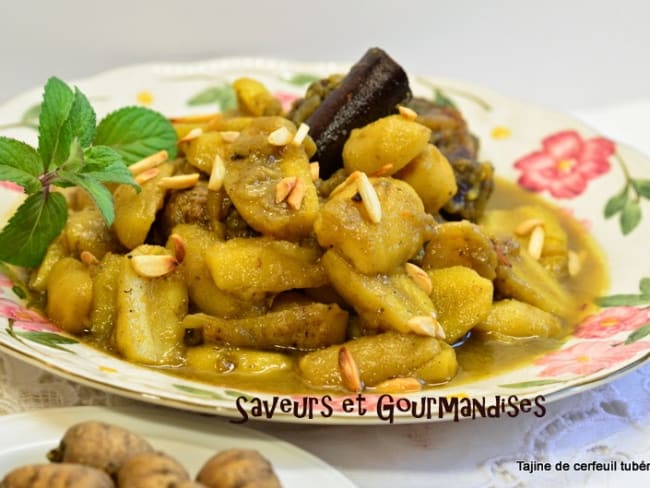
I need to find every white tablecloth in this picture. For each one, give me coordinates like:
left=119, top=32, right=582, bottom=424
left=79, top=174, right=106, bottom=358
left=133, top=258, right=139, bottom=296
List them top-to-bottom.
left=1, top=105, right=650, bottom=487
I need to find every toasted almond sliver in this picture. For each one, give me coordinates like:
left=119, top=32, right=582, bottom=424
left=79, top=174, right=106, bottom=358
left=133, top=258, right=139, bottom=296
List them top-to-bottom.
left=397, top=105, right=418, bottom=121
left=169, top=113, right=219, bottom=123
left=291, top=123, right=310, bottom=146
left=267, top=126, right=293, bottom=146
left=178, top=127, right=204, bottom=143
left=219, top=131, right=240, bottom=143
left=129, top=150, right=168, bottom=175
left=208, top=154, right=226, bottom=191
left=309, top=162, right=320, bottom=181
left=370, top=163, right=394, bottom=177
left=134, top=167, right=160, bottom=185
left=329, top=171, right=361, bottom=198
left=357, top=172, right=382, bottom=223
left=158, top=173, right=200, bottom=190
left=275, top=176, right=298, bottom=203
left=287, top=177, right=306, bottom=210
left=515, top=218, right=545, bottom=236
left=527, top=225, right=545, bottom=260
left=169, top=234, right=186, bottom=264
left=568, top=250, right=582, bottom=277
left=80, top=251, right=99, bottom=266
left=130, top=255, right=178, bottom=278
left=405, top=263, right=433, bottom=295
left=407, top=315, right=446, bottom=340
left=338, top=346, right=363, bottom=393
left=373, top=377, right=423, bottom=394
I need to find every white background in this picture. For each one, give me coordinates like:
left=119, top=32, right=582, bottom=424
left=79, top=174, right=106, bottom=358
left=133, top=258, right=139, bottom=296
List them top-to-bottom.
left=1, top=0, right=649, bottom=112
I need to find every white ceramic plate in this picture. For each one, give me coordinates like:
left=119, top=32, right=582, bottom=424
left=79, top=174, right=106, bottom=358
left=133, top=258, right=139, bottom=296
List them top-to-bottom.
left=1, top=58, right=649, bottom=424
left=0, top=406, right=355, bottom=487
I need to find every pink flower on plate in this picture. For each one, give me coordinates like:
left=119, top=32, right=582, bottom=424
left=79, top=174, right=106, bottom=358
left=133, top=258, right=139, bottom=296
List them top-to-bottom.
left=273, top=91, right=300, bottom=112
left=514, top=130, right=615, bottom=198
left=0, top=181, right=24, bottom=193
left=0, top=275, right=12, bottom=288
left=0, top=297, right=59, bottom=332
left=574, top=307, right=650, bottom=339
left=535, top=340, right=650, bottom=377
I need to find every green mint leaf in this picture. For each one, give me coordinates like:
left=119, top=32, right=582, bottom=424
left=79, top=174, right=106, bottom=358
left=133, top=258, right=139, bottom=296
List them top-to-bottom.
left=38, top=77, right=75, bottom=170
left=187, top=83, right=236, bottom=110
left=67, top=88, right=96, bottom=148
left=94, top=106, right=177, bottom=163
left=0, top=137, right=43, bottom=192
left=58, top=139, right=85, bottom=174
left=83, top=146, right=139, bottom=188
left=57, top=172, right=114, bottom=225
left=633, top=178, right=650, bottom=199
left=604, top=187, right=628, bottom=218
left=0, top=192, right=67, bottom=267
left=620, top=199, right=642, bottom=235
left=639, top=277, right=650, bottom=298
left=596, top=294, right=650, bottom=307
left=624, top=323, right=650, bottom=345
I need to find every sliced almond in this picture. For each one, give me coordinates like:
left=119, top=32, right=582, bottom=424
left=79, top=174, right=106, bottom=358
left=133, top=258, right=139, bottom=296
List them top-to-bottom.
left=397, top=105, right=418, bottom=121
left=169, top=113, right=219, bottom=123
left=291, top=123, right=310, bottom=146
left=267, top=126, right=293, bottom=146
left=178, top=127, right=204, bottom=143
left=219, top=131, right=240, bottom=143
left=129, top=150, right=168, bottom=175
left=208, top=154, right=226, bottom=191
left=309, top=162, right=320, bottom=181
left=370, top=163, right=394, bottom=177
left=134, top=167, right=160, bottom=185
left=329, top=171, right=361, bottom=198
left=357, top=172, right=382, bottom=223
left=158, top=173, right=200, bottom=190
left=275, top=176, right=298, bottom=203
left=287, top=177, right=306, bottom=210
left=515, top=218, right=545, bottom=236
left=527, top=225, right=545, bottom=260
left=169, top=234, right=186, bottom=263
left=568, top=249, right=582, bottom=277
left=80, top=251, right=99, bottom=266
left=130, top=255, right=178, bottom=278
left=405, top=263, right=433, bottom=295
left=407, top=315, right=446, bottom=340
left=338, top=346, right=363, bottom=393
left=373, top=377, right=423, bottom=394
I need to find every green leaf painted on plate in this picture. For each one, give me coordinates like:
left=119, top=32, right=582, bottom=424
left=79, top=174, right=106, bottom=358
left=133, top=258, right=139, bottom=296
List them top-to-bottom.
left=280, top=73, right=320, bottom=86
left=187, top=84, right=236, bottom=110
left=433, top=89, right=456, bottom=109
left=21, top=103, right=41, bottom=126
left=632, top=178, right=650, bottom=199
left=604, top=187, right=628, bottom=218
left=620, top=199, right=642, bottom=235
left=640, top=278, right=650, bottom=298
left=11, top=285, right=26, bottom=299
left=596, top=294, right=650, bottom=307
left=624, top=323, right=650, bottom=345
left=14, top=331, right=78, bottom=352
left=499, top=379, right=566, bottom=389
left=173, top=384, right=229, bottom=400
left=225, top=389, right=254, bottom=401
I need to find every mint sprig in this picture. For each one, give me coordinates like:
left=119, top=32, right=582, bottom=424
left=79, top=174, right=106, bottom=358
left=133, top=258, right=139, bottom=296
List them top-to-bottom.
left=0, top=76, right=178, bottom=267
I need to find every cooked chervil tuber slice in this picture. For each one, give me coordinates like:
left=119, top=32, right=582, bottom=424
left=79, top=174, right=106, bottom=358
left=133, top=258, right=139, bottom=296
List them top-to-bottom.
left=342, top=114, right=431, bottom=176
left=224, top=117, right=319, bottom=240
left=315, top=176, right=434, bottom=274
left=421, top=221, right=498, bottom=280
left=321, top=249, right=438, bottom=335
left=46, top=257, right=93, bottom=334
left=474, top=299, right=564, bottom=339
left=183, top=300, right=348, bottom=351
left=298, top=331, right=457, bottom=389
left=47, top=421, right=152, bottom=477
left=196, top=449, right=281, bottom=488
left=0, top=463, right=114, bottom=488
